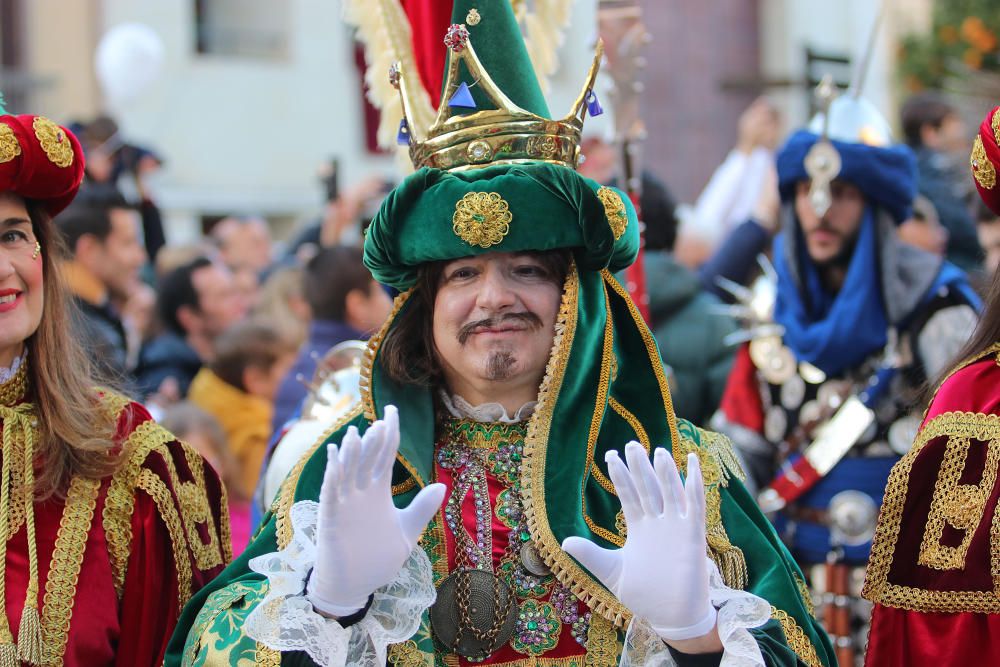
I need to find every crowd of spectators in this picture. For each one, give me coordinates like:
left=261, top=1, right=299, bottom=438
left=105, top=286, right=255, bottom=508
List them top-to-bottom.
left=65, top=91, right=995, bottom=555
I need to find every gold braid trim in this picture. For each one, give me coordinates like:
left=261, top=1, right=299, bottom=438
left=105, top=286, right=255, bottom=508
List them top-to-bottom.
left=521, top=264, right=634, bottom=628
left=601, top=271, right=681, bottom=456
left=582, top=283, right=623, bottom=547
left=360, top=288, right=414, bottom=423
left=589, top=397, right=652, bottom=495
left=276, top=403, right=364, bottom=549
left=863, top=410, right=1000, bottom=612
left=103, top=419, right=176, bottom=597
left=137, top=468, right=193, bottom=611
left=40, top=476, right=100, bottom=666
left=794, top=572, right=816, bottom=617
left=770, top=607, right=823, bottom=667
left=583, top=614, right=619, bottom=667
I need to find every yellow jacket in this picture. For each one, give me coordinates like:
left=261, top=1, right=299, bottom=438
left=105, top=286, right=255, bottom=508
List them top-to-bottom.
left=187, top=368, right=272, bottom=500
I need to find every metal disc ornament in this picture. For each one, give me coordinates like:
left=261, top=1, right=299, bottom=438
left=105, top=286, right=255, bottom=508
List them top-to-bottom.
left=750, top=337, right=796, bottom=384
left=799, top=361, right=827, bottom=385
left=780, top=374, right=807, bottom=411
left=799, top=400, right=822, bottom=427
left=764, top=406, right=788, bottom=443
left=888, top=415, right=921, bottom=456
left=828, top=490, right=878, bottom=547
left=520, top=543, right=551, bottom=576
left=430, top=569, right=517, bottom=659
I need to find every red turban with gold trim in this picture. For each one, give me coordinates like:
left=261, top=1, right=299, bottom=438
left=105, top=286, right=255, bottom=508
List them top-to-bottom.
left=971, top=106, right=1000, bottom=216
left=0, top=114, right=85, bottom=216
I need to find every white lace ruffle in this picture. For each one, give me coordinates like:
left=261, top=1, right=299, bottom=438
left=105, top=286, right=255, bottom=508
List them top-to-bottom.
left=439, top=390, right=537, bottom=423
left=245, top=500, right=436, bottom=667
left=620, top=559, right=770, bottom=667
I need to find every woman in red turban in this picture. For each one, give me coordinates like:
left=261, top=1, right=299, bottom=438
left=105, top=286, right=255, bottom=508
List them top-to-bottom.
left=0, top=108, right=229, bottom=665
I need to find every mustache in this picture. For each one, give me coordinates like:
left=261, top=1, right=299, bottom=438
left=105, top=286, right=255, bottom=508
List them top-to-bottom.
left=808, top=221, right=841, bottom=237
left=457, top=312, right=543, bottom=344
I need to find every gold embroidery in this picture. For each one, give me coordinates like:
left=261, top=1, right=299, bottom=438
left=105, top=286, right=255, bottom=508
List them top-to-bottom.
left=465, top=8, right=481, bottom=25
left=993, top=107, right=1000, bottom=148
left=32, top=116, right=73, bottom=168
left=0, top=124, right=20, bottom=164
left=972, top=135, right=997, bottom=190
left=596, top=187, right=628, bottom=240
left=452, top=191, right=513, bottom=248
left=521, top=264, right=633, bottom=628
left=602, top=271, right=681, bottom=452
left=581, top=282, right=616, bottom=532
left=361, top=288, right=413, bottom=422
left=0, top=360, right=27, bottom=407
left=864, top=410, right=1000, bottom=613
left=103, top=420, right=176, bottom=596
left=919, top=431, right=1000, bottom=570
left=169, top=444, right=225, bottom=571
left=137, top=468, right=193, bottom=610
left=40, top=475, right=100, bottom=666
left=392, top=478, right=418, bottom=495
left=614, top=510, right=627, bottom=540
left=794, top=572, right=816, bottom=617
left=183, top=581, right=263, bottom=665
left=771, top=607, right=823, bottom=667
left=584, top=613, right=619, bottom=667
left=389, top=640, right=430, bottom=666
left=255, top=644, right=281, bottom=666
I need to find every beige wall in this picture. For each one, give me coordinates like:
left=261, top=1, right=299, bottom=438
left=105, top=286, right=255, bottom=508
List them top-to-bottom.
left=20, top=0, right=102, bottom=120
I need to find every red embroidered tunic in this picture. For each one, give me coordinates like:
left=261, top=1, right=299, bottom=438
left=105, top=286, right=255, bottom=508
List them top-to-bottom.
left=864, top=345, right=1000, bottom=665
left=0, top=373, right=229, bottom=666
left=432, top=418, right=592, bottom=666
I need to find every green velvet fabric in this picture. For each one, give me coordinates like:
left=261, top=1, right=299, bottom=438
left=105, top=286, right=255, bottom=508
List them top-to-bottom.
left=448, top=0, right=550, bottom=117
left=364, top=163, right=639, bottom=290
left=165, top=264, right=835, bottom=667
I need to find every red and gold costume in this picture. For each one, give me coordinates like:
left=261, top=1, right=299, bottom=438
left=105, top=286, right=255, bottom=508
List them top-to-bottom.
left=863, top=107, right=1000, bottom=665
left=862, top=344, right=1000, bottom=665
left=0, top=361, right=230, bottom=666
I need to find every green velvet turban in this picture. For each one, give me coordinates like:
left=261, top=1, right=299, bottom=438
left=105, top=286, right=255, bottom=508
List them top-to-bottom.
left=363, top=162, right=639, bottom=290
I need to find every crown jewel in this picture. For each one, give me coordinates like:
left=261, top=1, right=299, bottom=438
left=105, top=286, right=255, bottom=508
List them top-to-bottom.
left=391, top=23, right=603, bottom=172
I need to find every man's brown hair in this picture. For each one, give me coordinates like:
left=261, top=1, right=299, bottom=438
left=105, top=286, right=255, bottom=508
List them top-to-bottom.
left=378, top=250, right=571, bottom=387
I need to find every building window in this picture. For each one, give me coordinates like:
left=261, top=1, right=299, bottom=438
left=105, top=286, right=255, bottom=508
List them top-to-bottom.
left=194, top=0, right=290, bottom=60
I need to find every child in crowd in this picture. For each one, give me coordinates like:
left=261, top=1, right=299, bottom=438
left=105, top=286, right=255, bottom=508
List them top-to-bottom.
left=187, top=320, right=298, bottom=502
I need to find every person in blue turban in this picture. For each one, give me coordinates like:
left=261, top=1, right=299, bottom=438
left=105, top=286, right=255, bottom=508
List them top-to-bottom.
left=712, top=91, right=981, bottom=656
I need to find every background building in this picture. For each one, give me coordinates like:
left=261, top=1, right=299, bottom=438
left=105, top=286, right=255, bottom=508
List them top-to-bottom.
left=0, top=0, right=940, bottom=239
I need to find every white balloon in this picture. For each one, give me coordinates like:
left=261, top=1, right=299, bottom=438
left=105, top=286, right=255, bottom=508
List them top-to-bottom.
left=95, top=23, right=165, bottom=110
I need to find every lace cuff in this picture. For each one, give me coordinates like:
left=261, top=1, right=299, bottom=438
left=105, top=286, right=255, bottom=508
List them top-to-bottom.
left=245, top=500, right=436, bottom=667
left=620, top=559, right=770, bottom=667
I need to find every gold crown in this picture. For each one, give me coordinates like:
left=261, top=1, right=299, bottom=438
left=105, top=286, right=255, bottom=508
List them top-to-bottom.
left=390, top=24, right=603, bottom=171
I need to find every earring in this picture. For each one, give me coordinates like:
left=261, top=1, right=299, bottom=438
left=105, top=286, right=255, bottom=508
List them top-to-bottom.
left=31, top=242, right=40, bottom=260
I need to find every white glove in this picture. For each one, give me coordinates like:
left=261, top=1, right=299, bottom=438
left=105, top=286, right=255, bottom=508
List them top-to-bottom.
left=306, top=405, right=446, bottom=617
left=562, top=442, right=716, bottom=641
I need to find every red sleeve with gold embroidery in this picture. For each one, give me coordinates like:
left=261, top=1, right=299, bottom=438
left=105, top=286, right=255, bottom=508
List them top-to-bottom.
left=863, top=346, right=1000, bottom=666
left=102, top=401, right=231, bottom=666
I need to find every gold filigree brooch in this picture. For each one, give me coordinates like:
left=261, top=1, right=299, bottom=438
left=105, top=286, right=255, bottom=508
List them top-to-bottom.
left=32, top=116, right=73, bottom=168
left=0, top=124, right=21, bottom=164
left=597, top=186, right=628, bottom=239
left=452, top=191, right=512, bottom=248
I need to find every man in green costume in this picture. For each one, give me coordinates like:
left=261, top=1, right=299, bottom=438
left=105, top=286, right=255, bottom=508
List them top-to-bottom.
left=165, top=2, right=833, bottom=665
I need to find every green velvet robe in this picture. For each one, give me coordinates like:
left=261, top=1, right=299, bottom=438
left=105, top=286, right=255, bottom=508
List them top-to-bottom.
left=163, top=267, right=833, bottom=667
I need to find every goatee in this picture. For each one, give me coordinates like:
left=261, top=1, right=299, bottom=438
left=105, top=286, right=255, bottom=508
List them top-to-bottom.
left=486, top=351, right=516, bottom=380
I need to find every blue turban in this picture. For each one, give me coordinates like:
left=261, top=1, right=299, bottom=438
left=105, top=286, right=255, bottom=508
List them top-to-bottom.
left=776, top=130, right=918, bottom=223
